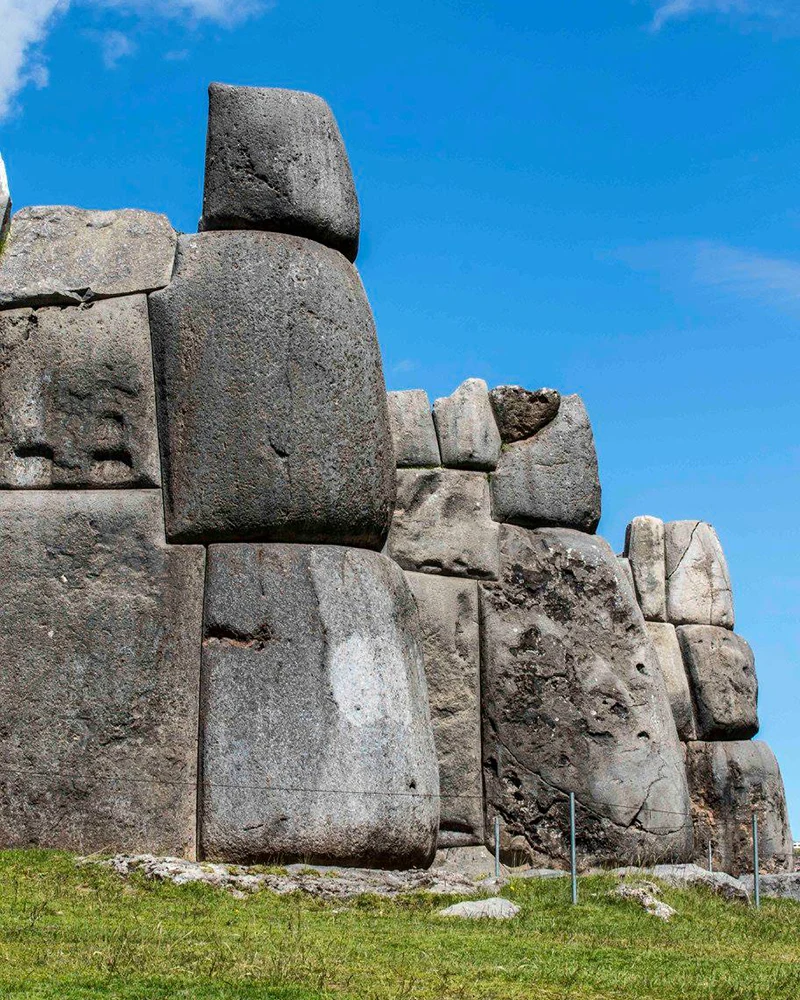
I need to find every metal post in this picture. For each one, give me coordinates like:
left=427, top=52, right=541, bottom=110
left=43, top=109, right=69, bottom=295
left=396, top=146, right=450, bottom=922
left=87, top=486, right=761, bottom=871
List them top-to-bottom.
left=570, top=791, right=578, bottom=905
left=752, top=812, right=760, bottom=909
left=494, top=815, right=501, bottom=879
left=707, top=840, right=713, bottom=872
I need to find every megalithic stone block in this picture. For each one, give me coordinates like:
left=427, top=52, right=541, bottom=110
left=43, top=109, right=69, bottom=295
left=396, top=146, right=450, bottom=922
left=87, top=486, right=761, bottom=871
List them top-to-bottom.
left=200, top=84, right=360, bottom=261
left=0, top=153, right=10, bottom=248
left=0, top=207, right=176, bottom=310
left=149, top=231, right=395, bottom=546
left=0, top=297, right=161, bottom=488
left=433, top=379, right=502, bottom=471
left=488, top=385, right=560, bottom=443
left=387, top=389, right=440, bottom=467
left=489, top=394, right=601, bottom=533
left=0, top=491, right=205, bottom=856
left=624, top=515, right=667, bottom=622
left=665, top=520, right=734, bottom=628
left=480, top=525, right=693, bottom=868
left=200, top=543, right=439, bottom=867
left=405, top=572, right=483, bottom=847
left=645, top=622, right=697, bottom=741
left=677, top=625, right=758, bottom=740
left=686, top=741, right=793, bottom=876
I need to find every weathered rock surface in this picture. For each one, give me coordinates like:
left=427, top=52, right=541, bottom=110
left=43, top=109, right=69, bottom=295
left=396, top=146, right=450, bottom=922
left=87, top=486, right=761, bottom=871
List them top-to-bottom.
left=200, top=84, right=360, bottom=261
left=0, top=154, right=10, bottom=248
left=0, top=206, right=176, bottom=309
left=149, top=231, right=394, bottom=545
left=0, top=298, right=161, bottom=488
left=433, top=378, right=502, bottom=470
left=488, top=385, right=560, bottom=443
left=387, top=389, right=440, bottom=467
left=489, top=394, right=601, bottom=532
left=387, top=468, right=500, bottom=579
left=0, top=491, right=205, bottom=856
left=624, top=516, right=667, bottom=621
left=665, top=520, right=734, bottom=628
left=480, top=526, right=692, bottom=868
left=200, top=543, right=439, bottom=868
left=617, top=555, right=635, bottom=596
left=406, top=572, right=483, bottom=846
left=646, top=622, right=696, bottom=741
left=677, top=626, right=758, bottom=740
left=685, top=741, right=793, bottom=876
left=610, top=864, right=750, bottom=902
left=739, top=872, right=800, bottom=901
left=613, top=881, right=676, bottom=920
left=438, top=898, right=519, bottom=919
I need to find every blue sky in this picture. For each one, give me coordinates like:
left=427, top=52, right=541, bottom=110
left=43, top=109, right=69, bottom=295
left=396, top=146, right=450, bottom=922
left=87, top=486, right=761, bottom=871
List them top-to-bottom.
left=2, top=0, right=799, bottom=835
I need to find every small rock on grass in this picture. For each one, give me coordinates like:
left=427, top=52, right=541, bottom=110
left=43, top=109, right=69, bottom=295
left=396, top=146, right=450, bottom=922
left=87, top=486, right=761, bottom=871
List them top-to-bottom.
left=613, top=882, right=676, bottom=921
left=437, top=898, right=520, bottom=919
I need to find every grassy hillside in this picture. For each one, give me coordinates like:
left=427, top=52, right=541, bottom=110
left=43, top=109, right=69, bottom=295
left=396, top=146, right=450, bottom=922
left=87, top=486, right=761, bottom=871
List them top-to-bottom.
left=1, top=850, right=798, bottom=1000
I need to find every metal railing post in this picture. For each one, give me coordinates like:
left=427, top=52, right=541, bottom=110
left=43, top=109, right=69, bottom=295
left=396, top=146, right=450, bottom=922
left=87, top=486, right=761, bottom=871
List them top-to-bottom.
left=570, top=791, right=577, bottom=905
left=752, top=812, right=760, bottom=909
left=494, top=814, right=501, bottom=879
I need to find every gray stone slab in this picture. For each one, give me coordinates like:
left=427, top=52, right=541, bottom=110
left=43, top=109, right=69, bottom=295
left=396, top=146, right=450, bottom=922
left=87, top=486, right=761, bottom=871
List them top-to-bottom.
left=200, top=84, right=360, bottom=261
left=0, top=154, right=9, bottom=248
left=0, top=206, right=176, bottom=309
left=149, top=231, right=394, bottom=545
left=0, top=297, right=161, bottom=488
left=433, top=378, right=502, bottom=470
left=488, top=385, right=560, bottom=443
left=387, top=389, right=440, bottom=467
left=489, top=394, right=601, bottom=532
left=387, top=468, right=500, bottom=579
left=0, top=491, right=205, bottom=856
left=624, top=515, right=667, bottom=621
left=665, top=520, right=734, bottom=628
left=480, top=525, right=693, bottom=869
left=200, top=543, right=439, bottom=868
left=617, top=555, right=635, bottom=596
left=406, top=572, right=483, bottom=846
left=645, top=622, right=696, bottom=741
left=677, top=625, right=758, bottom=740
left=686, top=741, right=793, bottom=877
left=739, top=872, right=800, bottom=900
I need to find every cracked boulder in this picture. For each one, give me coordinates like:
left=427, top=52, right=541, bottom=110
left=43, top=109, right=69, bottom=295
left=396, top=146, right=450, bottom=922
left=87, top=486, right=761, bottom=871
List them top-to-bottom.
left=200, top=84, right=360, bottom=261
left=0, top=206, right=176, bottom=309
left=149, top=231, right=394, bottom=545
left=0, top=298, right=161, bottom=488
left=433, top=378, right=502, bottom=470
left=387, top=389, right=440, bottom=467
left=0, top=491, right=205, bottom=856
left=665, top=520, right=734, bottom=628
left=480, top=526, right=693, bottom=868
left=200, top=543, right=440, bottom=867
left=686, top=741, right=793, bottom=876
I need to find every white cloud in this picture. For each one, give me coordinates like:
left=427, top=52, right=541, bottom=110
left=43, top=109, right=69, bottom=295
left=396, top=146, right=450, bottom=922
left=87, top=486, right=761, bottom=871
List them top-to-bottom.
left=0, top=0, right=268, bottom=119
left=649, top=0, right=794, bottom=31
left=97, top=29, right=136, bottom=69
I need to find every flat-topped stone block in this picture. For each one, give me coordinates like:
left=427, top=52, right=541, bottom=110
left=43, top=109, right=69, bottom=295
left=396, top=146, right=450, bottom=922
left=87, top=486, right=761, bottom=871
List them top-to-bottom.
left=200, top=84, right=360, bottom=261
left=0, top=206, right=176, bottom=309
left=149, top=231, right=394, bottom=545
left=0, top=297, right=160, bottom=488
left=433, top=378, right=502, bottom=470
left=488, top=385, right=560, bottom=443
left=388, top=389, right=440, bottom=467
left=489, top=394, right=601, bottom=532
left=387, top=468, right=500, bottom=579
left=0, top=491, right=205, bottom=856
left=625, top=515, right=667, bottom=621
left=665, top=520, right=734, bottom=628
left=200, top=543, right=439, bottom=867
left=406, top=572, right=483, bottom=847
left=645, top=622, right=696, bottom=741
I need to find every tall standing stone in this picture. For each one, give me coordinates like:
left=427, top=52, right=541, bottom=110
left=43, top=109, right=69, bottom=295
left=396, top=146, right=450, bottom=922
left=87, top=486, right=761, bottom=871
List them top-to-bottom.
left=200, top=84, right=360, bottom=261
left=0, top=153, right=10, bottom=248
left=149, top=231, right=394, bottom=545
left=433, top=379, right=502, bottom=470
left=387, top=389, right=441, bottom=467
left=0, top=491, right=205, bottom=856
left=624, top=515, right=667, bottom=621
left=665, top=520, right=734, bottom=628
left=200, top=543, right=439, bottom=867
left=645, top=622, right=696, bottom=741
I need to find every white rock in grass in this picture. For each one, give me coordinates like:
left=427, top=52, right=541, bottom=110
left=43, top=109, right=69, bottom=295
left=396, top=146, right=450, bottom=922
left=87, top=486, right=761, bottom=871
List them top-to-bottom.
left=437, top=897, right=520, bottom=919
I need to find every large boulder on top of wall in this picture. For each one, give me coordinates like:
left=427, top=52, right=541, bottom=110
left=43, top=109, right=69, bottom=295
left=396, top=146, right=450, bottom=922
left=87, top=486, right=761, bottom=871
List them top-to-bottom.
left=200, top=84, right=360, bottom=262
left=0, top=206, right=176, bottom=309
left=149, top=230, right=395, bottom=546
left=0, top=297, right=160, bottom=488
left=433, top=378, right=502, bottom=471
left=488, top=385, right=560, bottom=443
left=387, top=389, right=440, bottom=467
left=489, top=394, right=601, bottom=533
left=387, top=468, right=500, bottom=579
left=0, top=491, right=205, bottom=856
left=624, top=515, right=667, bottom=621
left=665, top=520, right=734, bottom=628
left=480, top=525, right=693, bottom=868
left=200, top=543, right=439, bottom=867
left=406, top=572, right=483, bottom=847
left=645, top=622, right=696, bottom=741
left=677, top=625, right=758, bottom=740
left=685, top=741, right=793, bottom=876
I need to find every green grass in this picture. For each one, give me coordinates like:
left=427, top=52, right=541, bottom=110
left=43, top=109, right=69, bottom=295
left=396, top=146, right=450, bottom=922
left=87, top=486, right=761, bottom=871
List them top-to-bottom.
left=1, top=850, right=799, bottom=1000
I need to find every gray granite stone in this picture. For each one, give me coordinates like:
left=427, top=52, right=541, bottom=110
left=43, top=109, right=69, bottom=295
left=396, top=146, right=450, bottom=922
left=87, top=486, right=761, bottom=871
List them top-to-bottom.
left=200, top=84, right=360, bottom=261
left=0, top=154, right=10, bottom=248
left=0, top=206, right=176, bottom=309
left=149, top=231, right=394, bottom=545
left=0, top=297, right=160, bottom=488
left=433, top=379, right=502, bottom=470
left=488, top=385, right=560, bottom=443
left=388, top=389, right=440, bottom=467
left=489, top=394, right=601, bottom=532
left=387, top=468, right=500, bottom=579
left=0, top=491, right=205, bottom=856
left=624, top=515, right=667, bottom=621
left=665, top=520, right=734, bottom=628
left=200, top=543, right=439, bottom=867
left=617, top=555, right=635, bottom=596
left=406, top=572, right=483, bottom=847
left=645, top=622, right=696, bottom=741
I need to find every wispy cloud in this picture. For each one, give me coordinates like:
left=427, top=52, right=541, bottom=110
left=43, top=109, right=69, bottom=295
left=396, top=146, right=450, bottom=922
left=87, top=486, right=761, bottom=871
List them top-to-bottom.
left=0, top=0, right=269, bottom=120
left=648, top=0, right=795, bottom=31
left=95, top=29, right=136, bottom=69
